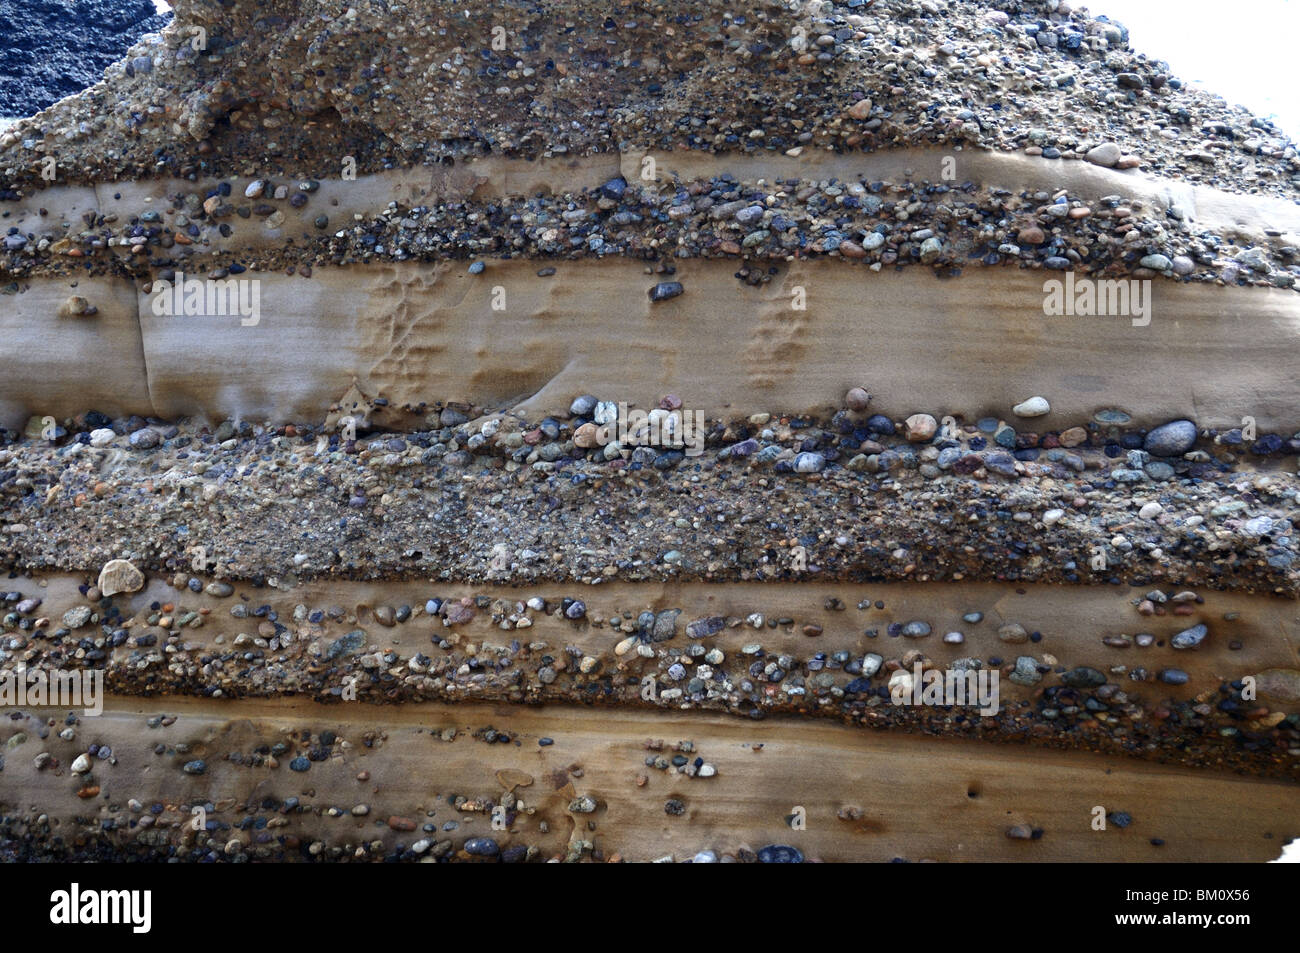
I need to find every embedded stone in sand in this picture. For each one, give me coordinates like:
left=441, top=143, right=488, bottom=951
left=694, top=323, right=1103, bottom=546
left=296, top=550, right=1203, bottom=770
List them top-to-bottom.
left=59, top=296, right=97, bottom=317
left=845, top=387, right=871, bottom=412
left=1013, top=396, right=1050, bottom=418
left=97, top=559, right=145, bottom=596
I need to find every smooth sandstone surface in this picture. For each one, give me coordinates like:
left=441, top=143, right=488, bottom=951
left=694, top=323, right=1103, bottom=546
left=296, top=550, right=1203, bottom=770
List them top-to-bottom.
left=2, top=260, right=1299, bottom=429
left=0, top=276, right=151, bottom=425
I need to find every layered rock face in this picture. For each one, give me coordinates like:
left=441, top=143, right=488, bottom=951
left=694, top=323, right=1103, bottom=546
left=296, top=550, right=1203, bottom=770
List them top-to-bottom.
left=0, top=0, right=1297, bottom=864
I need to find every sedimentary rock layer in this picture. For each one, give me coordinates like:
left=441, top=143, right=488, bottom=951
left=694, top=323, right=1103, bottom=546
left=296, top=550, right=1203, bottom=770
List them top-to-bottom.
left=1, top=0, right=1298, bottom=863
left=3, top=262, right=1299, bottom=430
left=1, top=695, right=1293, bottom=863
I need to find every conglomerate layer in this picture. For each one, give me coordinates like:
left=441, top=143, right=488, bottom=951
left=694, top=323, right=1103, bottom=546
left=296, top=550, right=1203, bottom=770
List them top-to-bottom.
left=0, top=0, right=1297, bottom=862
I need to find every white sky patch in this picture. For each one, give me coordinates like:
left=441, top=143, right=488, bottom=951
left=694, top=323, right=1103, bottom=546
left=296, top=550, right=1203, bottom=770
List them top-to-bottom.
left=1100, top=0, right=1299, bottom=137
left=1270, top=837, right=1300, bottom=862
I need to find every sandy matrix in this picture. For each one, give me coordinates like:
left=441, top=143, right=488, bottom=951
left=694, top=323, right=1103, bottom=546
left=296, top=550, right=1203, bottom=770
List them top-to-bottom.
left=0, top=0, right=1298, bottom=862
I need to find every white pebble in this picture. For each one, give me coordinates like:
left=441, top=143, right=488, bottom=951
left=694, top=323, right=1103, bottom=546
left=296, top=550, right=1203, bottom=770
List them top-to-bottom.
left=1013, top=396, right=1051, bottom=417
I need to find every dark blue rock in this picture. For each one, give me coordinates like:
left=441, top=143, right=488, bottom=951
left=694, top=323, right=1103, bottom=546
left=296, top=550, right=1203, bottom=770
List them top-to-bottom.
left=600, top=177, right=628, bottom=200
left=649, top=281, right=684, bottom=302
left=866, top=414, right=895, bottom=435
left=1251, top=434, right=1283, bottom=455
left=984, top=452, right=1018, bottom=477
left=686, top=616, right=725, bottom=639
left=325, top=629, right=366, bottom=660
left=1159, top=668, right=1189, bottom=685
left=289, top=756, right=310, bottom=772
left=464, top=837, right=500, bottom=857
left=758, top=844, right=804, bottom=863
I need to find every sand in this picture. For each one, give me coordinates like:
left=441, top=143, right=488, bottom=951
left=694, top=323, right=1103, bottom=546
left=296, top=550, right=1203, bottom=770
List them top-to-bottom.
left=1, top=260, right=1297, bottom=430
left=1, top=693, right=1294, bottom=862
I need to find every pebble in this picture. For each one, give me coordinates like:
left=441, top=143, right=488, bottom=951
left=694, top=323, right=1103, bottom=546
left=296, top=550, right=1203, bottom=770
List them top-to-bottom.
left=1084, top=143, right=1122, bottom=168
left=649, top=281, right=684, bottom=302
left=845, top=387, right=871, bottom=412
left=1012, top=396, right=1050, bottom=418
left=904, top=414, right=937, bottom=442
left=1143, top=420, right=1197, bottom=457
left=129, top=427, right=161, bottom=449
left=794, top=452, right=826, bottom=473
left=1138, top=502, right=1163, bottom=520
left=97, top=559, right=145, bottom=597
left=62, top=606, right=93, bottom=629
left=997, top=623, right=1028, bottom=644
left=1170, top=623, right=1208, bottom=650
left=1007, top=656, right=1040, bottom=687
left=1060, top=666, right=1106, bottom=688
left=1256, top=669, right=1300, bottom=703
left=464, top=837, right=500, bottom=857
left=757, top=844, right=804, bottom=863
